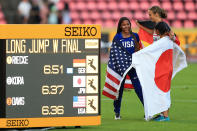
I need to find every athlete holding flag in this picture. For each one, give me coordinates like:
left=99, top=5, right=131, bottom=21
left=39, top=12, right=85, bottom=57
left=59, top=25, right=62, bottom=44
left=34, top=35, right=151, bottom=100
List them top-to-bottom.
left=136, top=6, right=180, bottom=46
left=102, top=17, right=143, bottom=120
left=131, top=21, right=187, bottom=121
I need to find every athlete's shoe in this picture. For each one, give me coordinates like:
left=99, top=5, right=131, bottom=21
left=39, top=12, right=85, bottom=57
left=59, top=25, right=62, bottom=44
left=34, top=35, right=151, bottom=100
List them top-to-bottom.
left=115, top=113, right=121, bottom=120
left=152, top=114, right=162, bottom=119
left=154, top=116, right=170, bottom=121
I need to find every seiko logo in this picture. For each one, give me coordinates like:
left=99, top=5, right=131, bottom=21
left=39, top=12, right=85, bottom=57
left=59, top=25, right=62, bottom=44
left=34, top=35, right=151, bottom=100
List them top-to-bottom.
left=65, top=27, right=97, bottom=36
left=6, top=56, right=28, bottom=64
left=6, top=76, right=24, bottom=85
left=6, top=97, right=25, bottom=106
left=6, top=119, right=29, bottom=127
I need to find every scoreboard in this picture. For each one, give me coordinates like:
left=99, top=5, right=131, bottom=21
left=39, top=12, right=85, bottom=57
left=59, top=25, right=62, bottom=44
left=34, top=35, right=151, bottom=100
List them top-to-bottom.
left=0, top=25, right=101, bottom=128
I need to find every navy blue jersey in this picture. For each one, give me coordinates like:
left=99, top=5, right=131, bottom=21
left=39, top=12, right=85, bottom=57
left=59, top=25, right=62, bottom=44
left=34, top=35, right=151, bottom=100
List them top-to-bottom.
left=114, top=32, right=140, bottom=54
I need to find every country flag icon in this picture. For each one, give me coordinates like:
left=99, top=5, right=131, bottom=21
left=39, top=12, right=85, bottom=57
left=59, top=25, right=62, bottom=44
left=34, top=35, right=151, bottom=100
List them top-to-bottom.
left=73, top=59, right=86, bottom=67
left=73, top=76, right=86, bottom=87
left=73, top=96, right=86, bottom=108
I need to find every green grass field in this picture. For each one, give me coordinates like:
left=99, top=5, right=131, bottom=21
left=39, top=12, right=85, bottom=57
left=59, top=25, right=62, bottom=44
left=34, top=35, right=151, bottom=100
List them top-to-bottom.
left=54, top=63, right=197, bottom=131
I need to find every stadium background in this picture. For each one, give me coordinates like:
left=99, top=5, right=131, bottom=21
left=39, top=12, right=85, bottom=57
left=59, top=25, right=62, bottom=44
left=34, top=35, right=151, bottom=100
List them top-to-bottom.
left=0, top=0, right=197, bottom=131
left=0, top=0, right=197, bottom=63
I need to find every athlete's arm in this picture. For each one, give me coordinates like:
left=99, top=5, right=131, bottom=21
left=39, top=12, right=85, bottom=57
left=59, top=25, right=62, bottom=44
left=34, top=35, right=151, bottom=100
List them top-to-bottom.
left=136, top=21, right=154, bottom=35
left=169, top=29, right=180, bottom=46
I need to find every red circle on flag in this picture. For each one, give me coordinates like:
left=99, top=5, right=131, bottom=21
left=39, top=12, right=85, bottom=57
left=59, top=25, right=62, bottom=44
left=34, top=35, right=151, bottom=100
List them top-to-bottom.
left=154, top=49, right=173, bottom=93
left=77, top=78, right=81, bottom=85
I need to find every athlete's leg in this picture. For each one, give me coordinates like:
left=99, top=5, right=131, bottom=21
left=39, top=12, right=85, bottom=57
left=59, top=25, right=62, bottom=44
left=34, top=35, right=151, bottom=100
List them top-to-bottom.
left=128, top=68, right=144, bottom=105
left=113, top=77, right=126, bottom=114
left=162, top=109, right=169, bottom=117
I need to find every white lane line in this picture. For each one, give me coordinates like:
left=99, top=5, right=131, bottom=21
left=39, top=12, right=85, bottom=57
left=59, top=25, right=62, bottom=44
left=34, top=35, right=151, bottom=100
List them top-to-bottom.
left=172, top=85, right=197, bottom=88
left=101, top=99, right=197, bottom=103
left=173, top=100, right=197, bottom=103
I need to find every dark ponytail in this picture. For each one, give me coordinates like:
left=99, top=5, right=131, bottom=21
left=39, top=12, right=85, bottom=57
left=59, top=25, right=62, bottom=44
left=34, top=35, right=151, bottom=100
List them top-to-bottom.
left=149, top=6, right=167, bottom=19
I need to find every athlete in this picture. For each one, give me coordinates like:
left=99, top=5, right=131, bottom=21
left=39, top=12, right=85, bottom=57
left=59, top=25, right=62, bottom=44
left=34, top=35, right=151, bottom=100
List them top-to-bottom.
left=136, top=6, right=180, bottom=45
left=136, top=7, right=180, bottom=120
left=110, top=17, right=143, bottom=120
left=152, top=21, right=173, bottom=121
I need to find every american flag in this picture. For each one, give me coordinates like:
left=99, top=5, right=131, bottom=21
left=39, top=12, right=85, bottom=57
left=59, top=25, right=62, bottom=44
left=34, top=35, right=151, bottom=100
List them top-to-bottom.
left=102, top=39, right=133, bottom=99
left=73, top=96, right=86, bottom=108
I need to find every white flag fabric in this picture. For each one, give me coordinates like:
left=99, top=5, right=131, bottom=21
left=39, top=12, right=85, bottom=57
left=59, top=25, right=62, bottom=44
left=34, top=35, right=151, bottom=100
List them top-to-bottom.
left=131, top=36, right=187, bottom=120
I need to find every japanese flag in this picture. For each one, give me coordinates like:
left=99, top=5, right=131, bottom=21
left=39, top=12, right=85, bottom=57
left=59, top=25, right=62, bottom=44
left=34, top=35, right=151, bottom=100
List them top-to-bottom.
left=131, top=36, right=187, bottom=120
left=73, top=76, right=86, bottom=87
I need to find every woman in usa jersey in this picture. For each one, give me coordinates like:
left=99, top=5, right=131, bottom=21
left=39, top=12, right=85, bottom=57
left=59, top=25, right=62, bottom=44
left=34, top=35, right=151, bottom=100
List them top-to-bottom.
left=102, top=17, right=144, bottom=120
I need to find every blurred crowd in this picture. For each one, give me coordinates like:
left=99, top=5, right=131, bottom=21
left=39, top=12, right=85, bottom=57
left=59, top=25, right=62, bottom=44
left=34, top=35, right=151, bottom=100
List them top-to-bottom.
left=0, top=0, right=197, bottom=28
left=17, top=0, right=71, bottom=24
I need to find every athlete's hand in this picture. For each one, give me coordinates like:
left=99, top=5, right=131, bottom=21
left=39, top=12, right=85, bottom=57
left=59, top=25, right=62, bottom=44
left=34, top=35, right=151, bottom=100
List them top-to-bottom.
left=169, top=31, right=176, bottom=41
